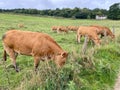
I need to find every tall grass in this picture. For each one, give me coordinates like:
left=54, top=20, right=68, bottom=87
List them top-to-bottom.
left=14, top=41, right=120, bottom=90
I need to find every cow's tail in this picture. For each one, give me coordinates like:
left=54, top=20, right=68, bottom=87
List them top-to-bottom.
left=2, top=33, right=7, bottom=61
left=3, top=49, right=7, bottom=61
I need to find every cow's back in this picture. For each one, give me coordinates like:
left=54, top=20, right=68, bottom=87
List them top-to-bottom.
left=77, top=26, right=100, bottom=40
left=78, top=26, right=98, bottom=35
left=2, top=30, right=62, bottom=56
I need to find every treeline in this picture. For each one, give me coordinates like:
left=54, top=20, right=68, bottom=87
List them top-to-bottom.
left=0, top=3, right=119, bottom=20
left=0, top=8, right=108, bottom=19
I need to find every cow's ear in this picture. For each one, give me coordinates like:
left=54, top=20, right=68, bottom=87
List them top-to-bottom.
left=61, top=52, right=68, bottom=57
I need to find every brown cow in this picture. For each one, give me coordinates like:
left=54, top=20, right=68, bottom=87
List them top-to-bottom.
left=18, top=23, right=24, bottom=28
left=90, top=25, right=115, bottom=39
left=51, top=26, right=68, bottom=33
left=51, top=26, right=58, bottom=32
left=57, top=26, right=68, bottom=33
left=67, top=26, right=79, bottom=32
left=77, top=26, right=101, bottom=45
left=2, top=30, right=68, bottom=72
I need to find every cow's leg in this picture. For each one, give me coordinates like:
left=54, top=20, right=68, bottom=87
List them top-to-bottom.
left=57, top=28, right=60, bottom=33
left=77, top=34, right=81, bottom=43
left=89, top=37, right=94, bottom=45
left=4, top=46, right=19, bottom=72
left=3, top=50, right=7, bottom=61
left=33, top=56, right=40, bottom=71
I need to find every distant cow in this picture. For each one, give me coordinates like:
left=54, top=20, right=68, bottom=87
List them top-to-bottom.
left=18, top=24, right=24, bottom=28
left=90, top=25, right=115, bottom=39
left=51, top=26, right=68, bottom=33
left=51, top=26, right=58, bottom=32
left=57, top=26, right=68, bottom=33
left=67, top=26, right=79, bottom=32
left=77, top=26, right=101, bottom=45
left=2, top=30, right=68, bottom=72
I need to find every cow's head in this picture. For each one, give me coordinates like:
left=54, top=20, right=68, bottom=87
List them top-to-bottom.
left=111, top=34, right=115, bottom=39
left=94, top=38, right=101, bottom=46
left=55, top=51, right=68, bottom=68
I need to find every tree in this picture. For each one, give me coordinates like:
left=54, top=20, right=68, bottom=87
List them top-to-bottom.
left=108, top=3, right=120, bottom=20
left=60, top=8, right=72, bottom=18
left=74, top=12, right=88, bottom=19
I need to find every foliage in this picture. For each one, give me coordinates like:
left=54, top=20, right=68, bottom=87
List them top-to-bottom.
left=108, top=3, right=120, bottom=20
left=0, top=7, right=108, bottom=19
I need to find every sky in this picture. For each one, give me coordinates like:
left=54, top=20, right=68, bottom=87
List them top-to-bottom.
left=0, top=0, right=119, bottom=10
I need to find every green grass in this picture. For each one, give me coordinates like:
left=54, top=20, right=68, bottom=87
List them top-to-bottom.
left=0, top=13, right=120, bottom=90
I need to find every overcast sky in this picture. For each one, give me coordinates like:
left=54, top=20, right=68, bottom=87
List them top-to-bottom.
left=0, top=0, right=119, bottom=10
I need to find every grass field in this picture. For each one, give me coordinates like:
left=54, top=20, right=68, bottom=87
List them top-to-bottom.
left=0, top=13, right=120, bottom=90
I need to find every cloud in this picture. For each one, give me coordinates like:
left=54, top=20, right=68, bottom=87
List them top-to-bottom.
left=0, top=0, right=53, bottom=9
left=20, top=0, right=54, bottom=9
left=47, top=0, right=119, bottom=10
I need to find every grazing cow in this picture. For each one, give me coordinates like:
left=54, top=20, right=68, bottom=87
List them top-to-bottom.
left=18, top=24, right=24, bottom=28
left=90, top=25, right=115, bottom=39
left=51, top=26, right=68, bottom=33
left=51, top=26, right=58, bottom=32
left=56, top=26, right=68, bottom=33
left=67, top=26, right=79, bottom=32
left=77, top=26, right=101, bottom=45
left=2, top=30, right=68, bottom=72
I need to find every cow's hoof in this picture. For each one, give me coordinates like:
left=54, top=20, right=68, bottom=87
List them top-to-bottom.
left=16, top=68, right=20, bottom=72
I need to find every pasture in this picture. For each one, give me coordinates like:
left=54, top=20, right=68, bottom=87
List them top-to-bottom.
left=0, top=13, right=120, bottom=90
